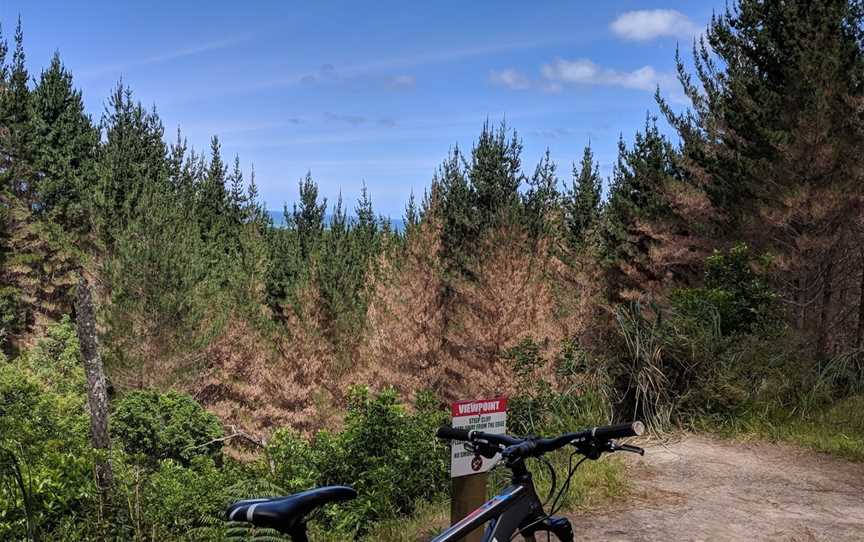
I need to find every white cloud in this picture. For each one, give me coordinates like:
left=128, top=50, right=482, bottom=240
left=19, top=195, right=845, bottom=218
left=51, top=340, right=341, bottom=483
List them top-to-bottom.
left=610, top=9, right=699, bottom=41
left=541, top=58, right=675, bottom=92
left=489, top=69, right=532, bottom=90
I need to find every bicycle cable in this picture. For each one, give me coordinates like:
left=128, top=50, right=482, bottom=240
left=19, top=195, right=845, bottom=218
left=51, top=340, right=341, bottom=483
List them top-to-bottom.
left=509, top=451, right=589, bottom=541
left=538, top=456, right=557, bottom=508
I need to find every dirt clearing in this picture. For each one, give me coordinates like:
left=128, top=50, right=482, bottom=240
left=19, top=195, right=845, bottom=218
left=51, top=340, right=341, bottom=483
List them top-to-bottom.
left=568, top=434, right=864, bottom=541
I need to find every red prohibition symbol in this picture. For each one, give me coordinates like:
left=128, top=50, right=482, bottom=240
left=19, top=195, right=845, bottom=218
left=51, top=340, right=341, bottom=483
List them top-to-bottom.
left=471, top=455, right=483, bottom=471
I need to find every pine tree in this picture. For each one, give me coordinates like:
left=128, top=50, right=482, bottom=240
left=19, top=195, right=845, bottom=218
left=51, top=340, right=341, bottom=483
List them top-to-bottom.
left=660, top=0, right=864, bottom=354
left=0, top=18, right=34, bottom=201
left=0, top=22, right=8, bottom=89
left=0, top=22, right=11, bottom=272
left=0, top=24, right=81, bottom=331
left=30, top=52, right=98, bottom=230
left=95, top=82, right=167, bottom=241
left=600, top=118, right=682, bottom=300
left=468, top=120, right=523, bottom=228
left=197, top=136, right=229, bottom=240
left=564, top=144, right=602, bottom=246
left=436, top=146, right=476, bottom=275
left=523, top=148, right=559, bottom=239
left=228, top=155, right=246, bottom=221
left=243, top=164, right=266, bottom=225
left=292, top=172, right=326, bottom=259
left=354, top=182, right=377, bottom=257
left=403, top=189, right=419, bottom=234
left=317, top=193, right=364, bottom=337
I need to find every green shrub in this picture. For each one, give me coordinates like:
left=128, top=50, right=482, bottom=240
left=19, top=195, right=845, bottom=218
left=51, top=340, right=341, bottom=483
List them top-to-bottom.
left=671, top=244, right=778, bottom=336
left=0, top=286, right=25, bottom=348
left=20, top=315, right=84, bottom=395
left=504, top=338, right=610, bottom=436
left=0, top=362, right=93, bottom=541
left=266, top=387, right=448, bottom=536
left=112, top=390, right=224, bottom=466
left=267, top=428, right=320, bottom=494
left=137, top=456, right=233, bottom=539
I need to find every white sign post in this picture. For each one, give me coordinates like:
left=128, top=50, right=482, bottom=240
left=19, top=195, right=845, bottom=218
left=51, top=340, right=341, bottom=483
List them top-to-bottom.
left=448, top=397, right=508, bottom=542
left=449, top=397, right=508, bottom=478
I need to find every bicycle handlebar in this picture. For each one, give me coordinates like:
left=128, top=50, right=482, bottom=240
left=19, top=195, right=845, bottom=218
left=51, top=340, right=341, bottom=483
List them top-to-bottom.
left=436, top=421, right=645, bottom=461
left=435, top=426, right=470, bottom=441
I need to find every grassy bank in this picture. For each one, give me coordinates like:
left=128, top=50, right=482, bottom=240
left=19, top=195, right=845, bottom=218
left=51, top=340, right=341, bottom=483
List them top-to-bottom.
left=697, top=395, right=864, bottom=462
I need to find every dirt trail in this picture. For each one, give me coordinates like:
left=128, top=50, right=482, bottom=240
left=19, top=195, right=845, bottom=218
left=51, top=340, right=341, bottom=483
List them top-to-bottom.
left=568, top=434, right=864, bottom=541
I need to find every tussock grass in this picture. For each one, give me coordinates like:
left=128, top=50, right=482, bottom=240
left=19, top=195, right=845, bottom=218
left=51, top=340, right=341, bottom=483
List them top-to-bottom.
left=699, top=395, right=864, bottom=462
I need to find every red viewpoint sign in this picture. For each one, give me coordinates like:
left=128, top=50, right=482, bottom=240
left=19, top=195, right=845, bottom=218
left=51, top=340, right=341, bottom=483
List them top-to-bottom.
left=449, top=397, right=507, bottom=478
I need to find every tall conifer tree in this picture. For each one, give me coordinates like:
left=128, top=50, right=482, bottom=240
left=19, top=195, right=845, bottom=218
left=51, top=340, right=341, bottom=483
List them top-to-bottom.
left=660, top=0, right=864, bottom=353
left=30, top=52, right=98, bottom=230
left=565, top=144, right=602, bottom=246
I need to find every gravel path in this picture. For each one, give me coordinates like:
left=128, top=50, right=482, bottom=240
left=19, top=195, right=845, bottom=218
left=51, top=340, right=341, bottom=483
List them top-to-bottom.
left=568, top=434, right=864, bottom=541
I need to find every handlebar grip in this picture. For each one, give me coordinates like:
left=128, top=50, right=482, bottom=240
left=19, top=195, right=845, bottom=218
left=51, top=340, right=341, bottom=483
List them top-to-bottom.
left=592, top=421, right=645, bottom=440
left=436, top=426, right=471, bottom=442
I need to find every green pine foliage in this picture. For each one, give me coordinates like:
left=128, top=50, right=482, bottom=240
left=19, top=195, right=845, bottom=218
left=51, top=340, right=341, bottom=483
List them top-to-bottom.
left=0, top=19, right=35, bottom=202
left=30, top=53, right=98, bottom=232
left=95, top=83, right=168, bottom=242
left=598, top=117, right=681, bottom=297
left=468, top=120, right=523, bottom=229
left=564, top=145, right=602, bottom=247
left=523, top=149, right=560, bottom=240
left=292, top=171, right=326, bottom=259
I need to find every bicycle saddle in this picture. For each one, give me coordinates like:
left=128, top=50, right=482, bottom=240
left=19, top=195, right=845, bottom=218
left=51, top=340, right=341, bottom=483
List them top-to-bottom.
left=226, top=485, right=357, bottom=534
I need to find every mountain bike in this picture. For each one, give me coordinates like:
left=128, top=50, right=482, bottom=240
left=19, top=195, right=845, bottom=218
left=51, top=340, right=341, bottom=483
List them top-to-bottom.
left=226, top=421, right=645, bottom=541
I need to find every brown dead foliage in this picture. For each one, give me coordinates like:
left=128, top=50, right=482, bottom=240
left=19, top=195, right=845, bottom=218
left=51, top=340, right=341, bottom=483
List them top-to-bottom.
left=112, top=221, right=607, bottom=442
left=356, top=221, right=595, bottom=404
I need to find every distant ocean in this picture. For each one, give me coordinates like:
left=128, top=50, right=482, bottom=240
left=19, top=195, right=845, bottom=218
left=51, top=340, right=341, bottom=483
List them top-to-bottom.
left=268, top=210, right=405, bottom=232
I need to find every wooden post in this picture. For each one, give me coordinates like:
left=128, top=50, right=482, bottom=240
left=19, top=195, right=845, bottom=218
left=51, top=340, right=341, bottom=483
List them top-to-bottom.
left=451, top=472, right=488, bottom=542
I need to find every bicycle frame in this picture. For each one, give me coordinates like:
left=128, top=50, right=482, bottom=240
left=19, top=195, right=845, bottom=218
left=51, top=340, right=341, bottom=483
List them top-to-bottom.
left=430, top=464, right=549, bottom=542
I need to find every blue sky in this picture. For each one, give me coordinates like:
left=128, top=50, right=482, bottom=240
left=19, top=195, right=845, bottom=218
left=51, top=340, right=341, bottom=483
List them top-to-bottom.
left=4, top=1, right=717, bottom=216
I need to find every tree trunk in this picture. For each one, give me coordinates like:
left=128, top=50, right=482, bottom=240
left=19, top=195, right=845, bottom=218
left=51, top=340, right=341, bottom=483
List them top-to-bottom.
left=857, top=253, right=864, bottom=349
left=818, top=259, right=834, bottom=359
left=74, top=275, right=113, bottom=493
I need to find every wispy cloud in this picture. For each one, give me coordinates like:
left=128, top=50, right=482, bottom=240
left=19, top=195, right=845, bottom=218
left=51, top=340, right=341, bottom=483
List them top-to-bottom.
left=610, top=9, right=699, bottom=41
left=79, top=35, right=252, bottom=78
left=246, top=35, right=578, bottom=93
left=489, top=58, right=675, bottom=94
left=541, top=58, right=675, bottom=92
left=300, top=64, right=339, bottom=85
left=489, top=69, right=532, bottom=90
left=387, top=74, right=416, bottom=89
left=324, top=112, right=399, bottom=128
left=325, top=112, right=368, bottom=126
left=529, top=128, right=571, bottom=139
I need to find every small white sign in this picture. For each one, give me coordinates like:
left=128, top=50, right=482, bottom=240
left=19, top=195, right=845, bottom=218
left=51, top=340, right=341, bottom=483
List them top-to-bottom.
left=449, top=397, right=507, bottom=478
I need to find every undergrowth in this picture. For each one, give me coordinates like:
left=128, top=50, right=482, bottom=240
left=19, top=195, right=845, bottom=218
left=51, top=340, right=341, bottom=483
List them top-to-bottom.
left=699, top=395, right=864, bottom=462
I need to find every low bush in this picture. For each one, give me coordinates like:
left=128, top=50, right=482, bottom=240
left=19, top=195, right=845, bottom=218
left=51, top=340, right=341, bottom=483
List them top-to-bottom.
left=0, top=286, right=25, bottom=350
left=504, top=337, right=611, bottom=436
left=0, top=357, right=92, bottom=541
left=267, top=387, right=449, bottom=536
left=112, top=389, right=225, bottom=466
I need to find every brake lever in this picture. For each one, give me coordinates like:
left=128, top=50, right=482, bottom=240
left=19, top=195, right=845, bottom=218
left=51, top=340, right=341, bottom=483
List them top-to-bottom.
left=466, top=440, right=504, bottom=459
left=611, top=442, right=645, bottom=456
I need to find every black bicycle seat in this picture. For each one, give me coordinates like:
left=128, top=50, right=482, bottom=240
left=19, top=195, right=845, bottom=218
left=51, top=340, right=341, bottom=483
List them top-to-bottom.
left=226, top=486, right=357, bottom=533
